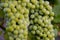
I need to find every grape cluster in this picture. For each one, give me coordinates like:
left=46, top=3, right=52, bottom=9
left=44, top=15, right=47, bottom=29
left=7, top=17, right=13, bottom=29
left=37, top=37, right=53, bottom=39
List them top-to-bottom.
left=0, top=0, right=29, bottom=40
left=0, top=0, right=55, bottom=40
left=28, top=0, right=55, bottom=40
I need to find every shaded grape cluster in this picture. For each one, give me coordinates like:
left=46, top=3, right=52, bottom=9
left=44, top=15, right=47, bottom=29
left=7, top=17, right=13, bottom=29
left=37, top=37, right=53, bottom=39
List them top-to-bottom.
left=28, top=0, right=55, bottom=40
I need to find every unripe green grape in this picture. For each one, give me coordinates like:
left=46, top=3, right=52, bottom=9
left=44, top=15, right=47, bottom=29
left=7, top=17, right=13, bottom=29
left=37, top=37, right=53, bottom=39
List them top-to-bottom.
left=17, top=0, right=21, bottom=4
left=22, top=0, right=29, bottom=3
left=31, top=0, right=38, bottom=5
left=39, top=0, right=44, bottom=4
left=13, top=1, right=18, bottom=6
left=44, top=1, right=49, bottom=5
left=21, top=2, right=26, bottom=7
left=3, top=3, right=8, bottom=7
left=27, top=3, right=32, bottom=8
left=36, top=4, right=39, bottom=9
left=16, top=5, right=22, bottom=11
left=31, top=5, right=35, bottom=9
left=39, top=5, right=44, bottom=9
left=46, top=5, right=52, bottom=11
left=3, top=8, right=11, bottom=13
left=11, top=8, right=17, bottom=13
left=41, top=8, right=46, bottom=13
left=20, top=9, right=25, bottom=14
left=24, top=9, right=29, bottom=14
left=30, top=9, right=35, bottom=13
left=45, top=11, right=50, bottom=15
left=7, top=12, right=13, bottom=17
left=15, top=12, right=20, bottom=18
left=34, top=12, right=39, bottom=16
left=50, top=12, right=54, bottom=16
left=19, top=14, right=24, bottom=19
left=30, top=14, right=35, bottom=19
left=50, top=17, right=54, bottom=20
left=34, top=18, right=38, bottom=23
left=38, top=19, right=43, bottom=24
left=11, top=20, right=16, bottom=24
left=47, top=24, right=53, bottom=30
left=15, top=26, right=20, bottom=30
left=32, top=26, right=37, bottom=30
left=6, top=27, right=14, bottom=32
left=43, top=28, right=48, bottom=32
left=19, top=29, right=24, bottom=34
left=13, top=30, right=18, bottom=35
left=36, top=30, right=40, bottom=34
left=23, top=31, right=28, bottom=36
left=31, top=31, right=35, bottom=34
left=39, top=32, right=43, bottom=36
left=19, top=34, right=24, bottom=38
left=43, top=34, right=47, bottom=37
left=48, top=34, right=53, bottom=38
left=9, top=36, right=14, bottom=40
left=36, top=36, right=40, bottom=40
left=16, top=38, right=21, bottom=40
left=45, top=38, right=49, bottom=40
left=51, top=38, right=55, bottom=40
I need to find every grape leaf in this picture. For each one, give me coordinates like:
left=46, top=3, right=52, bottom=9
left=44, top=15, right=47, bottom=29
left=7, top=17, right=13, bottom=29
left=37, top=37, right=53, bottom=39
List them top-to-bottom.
left=53, top=5, right=60, bottom=23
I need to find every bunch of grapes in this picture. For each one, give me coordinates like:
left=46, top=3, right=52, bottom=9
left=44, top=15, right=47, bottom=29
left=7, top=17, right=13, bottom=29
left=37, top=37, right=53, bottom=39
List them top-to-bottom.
left=0, top=0, right=29, bottom=40
left=0, top=0, right=55, bottom=40
left=28, top=0, right=55, bottom=40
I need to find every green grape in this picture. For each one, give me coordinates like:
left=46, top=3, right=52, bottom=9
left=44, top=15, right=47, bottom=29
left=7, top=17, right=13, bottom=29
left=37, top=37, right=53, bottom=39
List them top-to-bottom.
left=31, top=0, right=38, bottom=4
left=39, top=0, right=44, bottom=4
left=13, top=1, right=18, bottom=6
left=44, top=1, right=49, bottom=5
left=21, top=2, right=26, bottom=7
left=3, top=3, right=8, bottom=7
left=9, top=3, right=15, bottom=9
left=27, top=3, right=32, bottom=8
left=16, top=5, right=22, bottom=11
left=31, top=5, right=35, bottom=9
left=39, top=5, right=44, bottom=9
left=3, top=8, right=11, bottom=13
left=11, top=8, right=17, bottom=13
left=41, top=8, right=46, bottom=13
left=45, top=11, right=49, bottom=15
left=15, top=12, right=20, bottom=18
left=50, top=12, right=54, bottom=16
left=30, top=14, right=35, bottom=19
left=32, top=26, right=37, bottom=30
left=6, top=27, right=14, bottom=32
left=13, top=30, right=18, bottom=35
left=36, top=30, right=40, bottom=34
left=31, top=31, right=35, bottom=34
left=9, top=36, right=14, bottom=40
left=36, top=36, right=40, bottom=40
left=16, top=38, right=21, bottom=40
left=45, top=38, right=49, bottom=40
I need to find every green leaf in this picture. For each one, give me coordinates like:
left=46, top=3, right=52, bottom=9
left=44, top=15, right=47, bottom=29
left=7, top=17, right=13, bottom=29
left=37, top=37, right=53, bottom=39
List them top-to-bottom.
left=53, top=5, right=60, bottom=23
